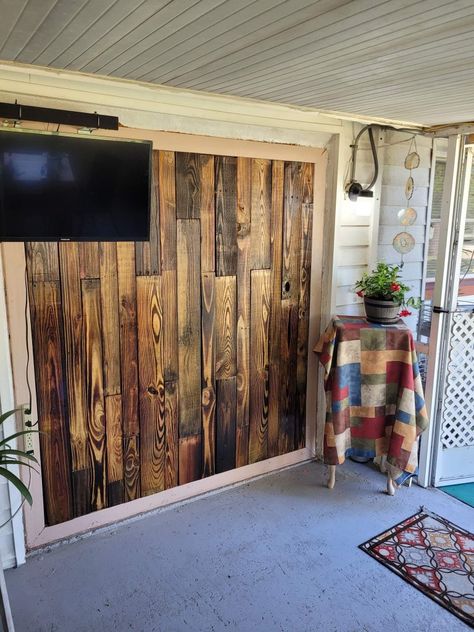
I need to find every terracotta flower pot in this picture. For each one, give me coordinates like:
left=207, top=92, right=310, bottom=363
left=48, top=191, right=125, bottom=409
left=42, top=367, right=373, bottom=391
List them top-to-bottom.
left=364, top=297, right=400, bottom=324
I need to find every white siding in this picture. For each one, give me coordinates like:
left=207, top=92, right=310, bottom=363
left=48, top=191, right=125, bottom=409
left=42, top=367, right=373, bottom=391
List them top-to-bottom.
left=378, top=130, right=433, bottom=332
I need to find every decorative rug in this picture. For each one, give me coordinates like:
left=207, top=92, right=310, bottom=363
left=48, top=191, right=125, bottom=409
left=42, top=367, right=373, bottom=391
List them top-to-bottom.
left=360, top=509, right=474, bottom=628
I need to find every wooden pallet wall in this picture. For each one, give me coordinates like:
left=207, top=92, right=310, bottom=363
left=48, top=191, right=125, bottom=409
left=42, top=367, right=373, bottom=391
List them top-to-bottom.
left=26, top=150, right=314, bottom=526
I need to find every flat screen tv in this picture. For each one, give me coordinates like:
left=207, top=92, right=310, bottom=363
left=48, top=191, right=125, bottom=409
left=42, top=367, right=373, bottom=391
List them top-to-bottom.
left=0, top=130, right=152, bottom=241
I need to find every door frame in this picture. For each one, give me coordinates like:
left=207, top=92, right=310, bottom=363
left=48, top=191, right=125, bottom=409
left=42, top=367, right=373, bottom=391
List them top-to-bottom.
left=2, top=126, right=333, bottom=551
left=418, top=135, right=474, bottom=487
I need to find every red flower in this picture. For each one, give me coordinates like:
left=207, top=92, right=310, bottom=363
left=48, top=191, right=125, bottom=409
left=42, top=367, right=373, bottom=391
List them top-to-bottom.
left=390, top=282, right=401, bottom=292
left=356, top=290, right=364, bottom=297
left=399, top=309, right=412, bottom=317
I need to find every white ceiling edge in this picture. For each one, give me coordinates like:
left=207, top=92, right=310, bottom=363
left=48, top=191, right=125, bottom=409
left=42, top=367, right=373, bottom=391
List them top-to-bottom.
left=0, top=61, right=425, bottom=148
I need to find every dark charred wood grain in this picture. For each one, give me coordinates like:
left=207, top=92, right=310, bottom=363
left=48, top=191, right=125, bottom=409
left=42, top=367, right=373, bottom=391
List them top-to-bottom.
left=215, top=156, right=237, bottom=276
left=268, top=161, right=284, bottom=458
left=177, top=220, right=201, bottom=437
left=99, top=242, right=121, bottom=395
left=248, top=270, right=270, bottom=464
left=201, top=273, right=216, bottom=478
left=137, top=276, right=165, bottom=495
left=215, top=276, right=236, bottom=380
left=82, top=279, right=107, bottom=512
left=30, top=281, right=73, bottom=525
left=216, top=377, right=236, bottom=473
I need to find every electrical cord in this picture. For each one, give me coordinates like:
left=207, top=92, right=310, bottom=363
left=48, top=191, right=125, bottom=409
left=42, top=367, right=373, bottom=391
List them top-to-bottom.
left=24, top=263, right=32, bottom=416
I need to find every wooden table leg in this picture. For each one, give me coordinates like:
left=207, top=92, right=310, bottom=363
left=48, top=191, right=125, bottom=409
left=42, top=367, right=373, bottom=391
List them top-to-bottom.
left=327, top=465, right=336, bottom=489
left=387, top=472, right=397, bottom=496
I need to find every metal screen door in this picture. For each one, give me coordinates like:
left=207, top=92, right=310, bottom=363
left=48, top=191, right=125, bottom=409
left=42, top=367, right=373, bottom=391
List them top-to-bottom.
left=430, top=142, right=474, bottom=485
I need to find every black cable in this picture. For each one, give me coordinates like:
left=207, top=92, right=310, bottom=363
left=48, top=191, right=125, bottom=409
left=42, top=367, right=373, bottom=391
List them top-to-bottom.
left=366, top=126, right=379, bottom=191
left=24, top=263, right=32, bottom=416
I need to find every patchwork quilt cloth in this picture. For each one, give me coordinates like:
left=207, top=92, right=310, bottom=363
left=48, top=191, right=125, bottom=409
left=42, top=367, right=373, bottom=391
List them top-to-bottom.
left=313, top=316, right=429, bottom=484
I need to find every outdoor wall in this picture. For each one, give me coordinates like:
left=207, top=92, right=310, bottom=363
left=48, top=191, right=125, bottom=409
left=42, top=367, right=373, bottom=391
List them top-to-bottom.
left=333, top=122, right=383, bottom=317
left=333, top=126, right=433, bottom=335
left=378, top=131, right=433, bottom=333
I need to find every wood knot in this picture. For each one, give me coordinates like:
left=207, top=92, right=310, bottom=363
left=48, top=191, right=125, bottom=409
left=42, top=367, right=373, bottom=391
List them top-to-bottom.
left=147, top=386, right=158, bottom=396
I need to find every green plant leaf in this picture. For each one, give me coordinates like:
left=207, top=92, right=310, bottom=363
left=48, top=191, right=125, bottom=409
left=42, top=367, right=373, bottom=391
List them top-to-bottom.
left=0, top=408, right=20, bottom=426
left=0, top=429, right=39, bottom=448
left=0, top=449, right=38, bottom=463
left=0, top=467, right=32, bottom=505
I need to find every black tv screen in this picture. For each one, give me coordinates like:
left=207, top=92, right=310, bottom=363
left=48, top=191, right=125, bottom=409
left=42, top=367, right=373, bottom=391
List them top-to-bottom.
left=0, top=130, right=151, bottom=241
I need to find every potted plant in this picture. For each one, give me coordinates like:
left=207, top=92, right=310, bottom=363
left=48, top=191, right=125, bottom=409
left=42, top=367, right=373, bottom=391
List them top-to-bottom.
left=355, top=262, right=421, bottom=324
left=0, top=408, right=38, bottom=632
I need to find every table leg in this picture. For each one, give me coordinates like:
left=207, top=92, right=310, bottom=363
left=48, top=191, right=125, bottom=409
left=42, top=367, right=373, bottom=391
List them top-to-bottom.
left=327, top=465, right=336, bottom=489
left=387, top=472, right=397, bottom=496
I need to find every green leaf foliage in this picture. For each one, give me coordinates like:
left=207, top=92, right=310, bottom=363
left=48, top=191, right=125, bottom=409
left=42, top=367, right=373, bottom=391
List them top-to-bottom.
left=354, top=262, right=421, bottom=309
left=0, top=408, right=37, bottom=505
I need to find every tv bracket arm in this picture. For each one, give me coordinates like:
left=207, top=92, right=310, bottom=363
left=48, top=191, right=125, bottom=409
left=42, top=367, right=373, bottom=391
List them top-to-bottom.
left=345, top=124, right=379, bottom=201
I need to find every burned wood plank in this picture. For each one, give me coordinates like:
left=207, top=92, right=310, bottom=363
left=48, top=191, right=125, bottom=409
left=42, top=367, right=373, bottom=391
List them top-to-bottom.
left=136, top=150, right=161, bottom=276
left=159, top=150, right=176, bottom=271
left=176, top=152, right=201, bottom=219
left=200, top=155, right=215, bottom=273
left=215, top=156, right=237, bottom=276
left=236, top=157, right=251, bottom=467
left=250, top=158, right=272, bottom=269
left=268, top=160, right=284, bottom=458
left=282, top=162, right=304, bottom=302
left=296, top=163, right=314, bottom=449
left=177, top=220, right=201, bottom=437
left=25, top=242, right=59, bottom=281
left=58, top=242, right=89, bottom=516
left=79, top=242, right=100, bottom=279
left=99, top=242, right=121, bottom=396
left=117, top=242, right=140, bottom=500
left=162, top=268, right=178, bottom=383
left=248, top=270, right=271, bottom=464
left=201, top=273, right=216, bottom=478
left=137, top=276, right=165, bottom=495
left=215, top=276, right=236, bottom=380
left=82, top=279, right=107, bottom=512
left=30, top=281, right=73, bottom=525
left=278, top=300, right=299, bottom=455
left=216, top=377, right=236, bottom=473
left=165, top=380, right=178, bottom=489
left=105, top=394, right=124, bottom=506
left=124, top=435, right=140, bottom=501
left=179, top=435, right=202, bottom=485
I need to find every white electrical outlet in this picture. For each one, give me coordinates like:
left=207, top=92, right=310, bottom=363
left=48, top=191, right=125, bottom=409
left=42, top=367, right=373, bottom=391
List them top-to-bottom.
left=21, top=405, right=35, bottom=454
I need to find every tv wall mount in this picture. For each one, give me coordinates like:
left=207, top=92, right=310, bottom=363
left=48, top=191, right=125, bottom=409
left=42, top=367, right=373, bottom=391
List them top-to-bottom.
left=0, top=101, right=119, bottom=131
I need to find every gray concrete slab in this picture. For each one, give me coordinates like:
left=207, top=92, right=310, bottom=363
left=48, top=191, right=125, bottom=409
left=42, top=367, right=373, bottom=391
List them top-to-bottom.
left=5, top=460, right=473, bottom=632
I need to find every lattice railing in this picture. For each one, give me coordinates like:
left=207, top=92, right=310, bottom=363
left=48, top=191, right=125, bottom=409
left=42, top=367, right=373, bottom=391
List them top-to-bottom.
left=441, top=310, right=474, bottom=449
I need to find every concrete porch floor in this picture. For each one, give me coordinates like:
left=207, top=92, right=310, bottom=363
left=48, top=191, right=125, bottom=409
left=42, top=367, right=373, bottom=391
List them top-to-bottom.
left=6, top=460, right=473, bottom=632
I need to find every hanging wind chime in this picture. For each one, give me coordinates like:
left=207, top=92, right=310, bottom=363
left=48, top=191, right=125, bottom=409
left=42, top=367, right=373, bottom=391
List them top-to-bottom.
left=392, top=137, right=420, bottom=267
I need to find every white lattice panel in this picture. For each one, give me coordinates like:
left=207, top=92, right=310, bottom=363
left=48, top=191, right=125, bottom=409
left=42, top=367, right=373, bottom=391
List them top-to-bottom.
left=441, top=311, right=474, bottom=449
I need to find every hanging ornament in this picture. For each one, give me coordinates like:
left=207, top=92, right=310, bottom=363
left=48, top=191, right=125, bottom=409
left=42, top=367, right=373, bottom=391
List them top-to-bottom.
left=393, top=136, right=420, bottom=266
left=404, top=151, right=420, bottom=170
left=405, top=176, right=415, bottom=200
left=397, top=207, right=418, bottom=226
left=393, top=231, right=415, bottom=254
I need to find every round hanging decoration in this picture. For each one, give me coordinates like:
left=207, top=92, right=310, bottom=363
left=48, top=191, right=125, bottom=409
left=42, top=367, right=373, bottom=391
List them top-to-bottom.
left=404, top=151, right=420, bottom=170
left=405, top=176, right=415, bottom=200
left=397, top=207, right=418, bottom=226
left=392, top=231, right=415, bottom=254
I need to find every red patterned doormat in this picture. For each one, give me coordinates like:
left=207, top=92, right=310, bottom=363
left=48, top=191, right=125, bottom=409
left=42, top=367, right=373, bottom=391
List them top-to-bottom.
left=360, top=509, right=474, bottom=628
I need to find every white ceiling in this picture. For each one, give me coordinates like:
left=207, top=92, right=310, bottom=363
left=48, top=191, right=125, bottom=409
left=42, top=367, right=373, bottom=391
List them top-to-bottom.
left=1, top=0, right=474, bottom=126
